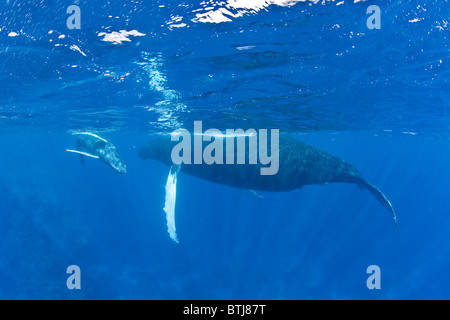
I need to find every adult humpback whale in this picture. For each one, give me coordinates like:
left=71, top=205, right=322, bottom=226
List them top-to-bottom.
left=66, top=132, right=127, bottom=174
left=139, top=133, right=397, bottom=230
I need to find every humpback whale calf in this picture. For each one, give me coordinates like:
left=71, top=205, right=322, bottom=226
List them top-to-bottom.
left=139, top=131, right=396, bottom=240
left=67, top=132, right=127, bottom=174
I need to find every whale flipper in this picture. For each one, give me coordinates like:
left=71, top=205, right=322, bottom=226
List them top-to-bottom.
left=74, top=138, right=85, bottom=164
left=66, top=149, right=99, bottom=159
left=163, top=164, right=181, bottom=243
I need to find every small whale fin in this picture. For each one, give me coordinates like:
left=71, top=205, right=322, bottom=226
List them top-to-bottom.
left=73, top=138, right=90, bottom=164
left=357, top=179, right=397, bottom=226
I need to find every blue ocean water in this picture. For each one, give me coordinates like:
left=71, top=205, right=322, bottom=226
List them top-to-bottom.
left=0, top=0, right=449, bottom=299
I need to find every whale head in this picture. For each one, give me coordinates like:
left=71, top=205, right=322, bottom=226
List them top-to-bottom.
left=138, top=135, right=173, bottom=165
left=101, top=144, right=127, bottom=174
left=110, top=156, right=127, bottom=174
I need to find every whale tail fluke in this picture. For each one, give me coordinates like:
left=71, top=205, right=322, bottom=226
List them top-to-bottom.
left=356, top=178, right=397, bottom=226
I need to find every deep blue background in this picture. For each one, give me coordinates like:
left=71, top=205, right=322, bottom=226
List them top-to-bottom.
left=0, top=0, right=449, bottom=299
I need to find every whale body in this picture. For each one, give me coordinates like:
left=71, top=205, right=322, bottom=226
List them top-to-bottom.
left=67, top=132, right=127, bottom=174
left=139, top=133, right=397, bottom=225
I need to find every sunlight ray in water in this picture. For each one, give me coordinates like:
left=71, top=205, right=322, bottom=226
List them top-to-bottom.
left=134, top=52, right=188, bottom=130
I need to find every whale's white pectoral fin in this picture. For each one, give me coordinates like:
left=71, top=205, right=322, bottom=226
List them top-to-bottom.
left=71, top=132, right=108, bottom=143
left=66, top=149, right=100, bottom=159
left=163, top=164, right=181, bottom=243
